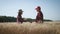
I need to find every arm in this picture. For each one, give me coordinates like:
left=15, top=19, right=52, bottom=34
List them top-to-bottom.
left=17, top=16, right=19, bottom=23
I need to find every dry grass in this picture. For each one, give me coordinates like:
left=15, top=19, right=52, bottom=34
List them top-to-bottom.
left=0, top=22, right=60, bottom=34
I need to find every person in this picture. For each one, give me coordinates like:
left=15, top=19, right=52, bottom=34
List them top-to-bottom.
left=35, top=6, right=43, bottom=23
left=17, top=9, right=24, bottom=23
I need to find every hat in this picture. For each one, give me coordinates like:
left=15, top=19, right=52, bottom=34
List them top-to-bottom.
left=35, top=6, right=41, bottom=10
left=18, top=9, right=23, bottom=13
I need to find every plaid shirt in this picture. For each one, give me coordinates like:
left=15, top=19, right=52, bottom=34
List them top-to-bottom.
left=36, top=11, right=43, bottom=22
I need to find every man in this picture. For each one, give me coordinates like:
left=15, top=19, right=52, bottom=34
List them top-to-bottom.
left=35, top=6, right=43, bottom=23
left=17, top=9, right=24, bottom=23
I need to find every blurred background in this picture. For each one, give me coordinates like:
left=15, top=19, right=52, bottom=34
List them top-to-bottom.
left=0, top=0, right=60, bottom=22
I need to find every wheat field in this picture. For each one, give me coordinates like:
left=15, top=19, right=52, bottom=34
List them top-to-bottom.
left=0, top=22, right=60, bottom=34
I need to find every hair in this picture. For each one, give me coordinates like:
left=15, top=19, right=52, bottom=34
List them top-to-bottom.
left=18, top=9, right=23, bottom=16
left=18, top=12, right=22, bottom=16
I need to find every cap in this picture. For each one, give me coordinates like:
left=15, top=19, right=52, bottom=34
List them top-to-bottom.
left=35, top=6, right=41, bottom=10
left=18, top=9, right=23, bottom=13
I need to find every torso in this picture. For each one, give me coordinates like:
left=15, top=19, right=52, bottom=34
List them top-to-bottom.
left=36, top=11, right=43, bottom=22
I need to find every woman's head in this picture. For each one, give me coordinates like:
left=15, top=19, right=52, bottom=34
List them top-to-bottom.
left=35, top=6, right=41, bottom=12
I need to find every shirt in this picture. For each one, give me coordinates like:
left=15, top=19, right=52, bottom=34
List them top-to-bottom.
left=36, top=11, right=43, bottom=22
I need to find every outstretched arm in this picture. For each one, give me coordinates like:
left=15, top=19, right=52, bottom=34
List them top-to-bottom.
left=17, top=16, right=19, bottom=23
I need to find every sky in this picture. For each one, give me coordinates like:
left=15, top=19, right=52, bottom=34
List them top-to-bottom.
left=0, top=0, right=60, bottom=20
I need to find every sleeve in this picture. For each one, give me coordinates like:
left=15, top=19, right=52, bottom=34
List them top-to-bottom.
left=35, top=15, right=38, bottom=22
left=17, top=16, right=19, bottom=23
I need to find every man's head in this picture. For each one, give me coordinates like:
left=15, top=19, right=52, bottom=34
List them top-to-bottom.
left=35, top=6, right=41, bottom=12
left=18, top=9, right=23, bottom=15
